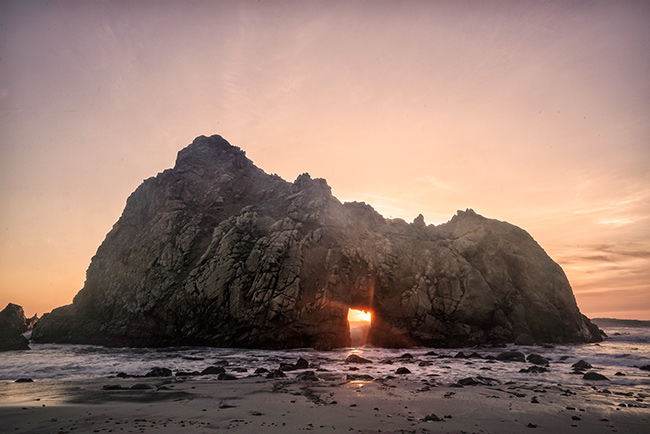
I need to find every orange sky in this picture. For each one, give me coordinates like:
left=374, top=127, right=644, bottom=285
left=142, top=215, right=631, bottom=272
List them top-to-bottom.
left=1, top=0, right=649, bottom=320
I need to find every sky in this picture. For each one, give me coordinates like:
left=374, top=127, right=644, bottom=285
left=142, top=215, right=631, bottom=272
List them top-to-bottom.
left=1, top=0, right=649, bottom=320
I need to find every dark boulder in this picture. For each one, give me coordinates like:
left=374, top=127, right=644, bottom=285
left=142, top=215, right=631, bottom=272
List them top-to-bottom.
left=496, top=351, right=526, bottom=362
left=345, top=354, right=373, bottom=364
left=526, top=354, right=550, bottom=366
left=280, top=357, right=310, bottom=371
left=572, top=360, right=592, bottom=370
left=201, top=366, right=226, bottom=375
left=145, top=367, right=172, bottom=377
left=266, top=369, right=287, bottom=379
left=175, top=371, right=200, bottom=376
left=583, top=372, right=609, bottom=381
left=217, top=373, right=237, bottom=380
left=456, top=375, right=500, bottom=386
left=457, top=376, right=499, bottom=386
left=457, top=377, right=481, bottom=386
left=15, top=378, right=34, bottom=383
left=422, top=413, right=443, bottom=422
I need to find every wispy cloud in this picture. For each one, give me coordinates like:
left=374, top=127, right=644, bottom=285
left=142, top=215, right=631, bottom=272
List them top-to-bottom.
left=417, top=175, right=456, bottom=191
left=573, top=181, right=650, bottom=228
left=597, top=218, right=635, bottom=227
left=555, top=242, right=650, bottom=319
left=558, top=243, right=650, bottom=264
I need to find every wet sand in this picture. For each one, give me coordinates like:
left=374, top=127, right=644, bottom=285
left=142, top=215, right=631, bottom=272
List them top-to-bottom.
left=1, top=375, right=648, bottom=433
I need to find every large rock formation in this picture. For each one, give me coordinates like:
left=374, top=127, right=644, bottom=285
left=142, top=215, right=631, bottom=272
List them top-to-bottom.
left=32, top=135, right=601, bottom=349
left=0, top=303, right=31, bottom=351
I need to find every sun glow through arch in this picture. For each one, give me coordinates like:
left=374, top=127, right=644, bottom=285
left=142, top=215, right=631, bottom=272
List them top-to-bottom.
left=347, top=308, right=372, bottom=347
left=348, top=308, right=372, bottom=323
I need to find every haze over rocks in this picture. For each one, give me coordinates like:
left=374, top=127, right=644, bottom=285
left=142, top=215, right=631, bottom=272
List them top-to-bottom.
left=33, top=135, right=601, bottom=349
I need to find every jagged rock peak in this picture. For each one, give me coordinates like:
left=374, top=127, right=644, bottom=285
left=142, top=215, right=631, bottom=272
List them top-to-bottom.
left=32, top=134, right=602, bottom=350
left=174, top=135, right=253, bottom=173
left=293, top=172, right=332, bottom=196
left=451, top=208, right=482, bottom=221
left=1, top=303, right=28, bottom=332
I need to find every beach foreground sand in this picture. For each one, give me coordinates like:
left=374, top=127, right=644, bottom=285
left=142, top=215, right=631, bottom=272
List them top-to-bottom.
left=1, top=375, right=648, bottom=434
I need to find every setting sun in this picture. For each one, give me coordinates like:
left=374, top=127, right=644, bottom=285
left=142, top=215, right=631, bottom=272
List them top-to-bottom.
left=348, top=308, right=372, bottom=323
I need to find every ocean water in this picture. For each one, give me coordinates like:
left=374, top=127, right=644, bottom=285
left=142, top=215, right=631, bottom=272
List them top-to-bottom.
left=1, top=326, right=648, bottom=394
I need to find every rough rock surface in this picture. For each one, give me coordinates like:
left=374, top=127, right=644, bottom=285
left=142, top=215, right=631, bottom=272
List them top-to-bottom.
left=32, top=135, right=602, bottom=349
left=0, top=303, right=30, bottom=351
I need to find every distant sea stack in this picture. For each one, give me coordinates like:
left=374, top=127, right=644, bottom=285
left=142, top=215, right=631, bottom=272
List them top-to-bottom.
left=32, top=135, right=602, bottom=349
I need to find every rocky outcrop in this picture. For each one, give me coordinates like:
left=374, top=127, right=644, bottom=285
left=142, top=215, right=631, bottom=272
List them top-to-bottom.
left=32, top=135, right=602, bottom=349
left=0, top=303, right=31, bottom=351
left=25, top=314, right=39, bottom=330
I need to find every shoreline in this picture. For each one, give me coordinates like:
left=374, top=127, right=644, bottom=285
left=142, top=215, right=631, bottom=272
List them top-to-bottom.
left=2, top=375, right=648, bottom=433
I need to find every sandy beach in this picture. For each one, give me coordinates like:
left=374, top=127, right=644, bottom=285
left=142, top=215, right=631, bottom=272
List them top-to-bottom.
left=2, top=373, right=648, bottom=434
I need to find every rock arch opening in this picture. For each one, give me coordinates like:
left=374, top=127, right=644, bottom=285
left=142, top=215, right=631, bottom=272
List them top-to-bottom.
left=347, top=308, right=372, bottom=347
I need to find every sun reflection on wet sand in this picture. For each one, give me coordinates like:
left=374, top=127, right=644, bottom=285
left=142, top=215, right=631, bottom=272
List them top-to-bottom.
left=0, top=379, right=68, bottom=407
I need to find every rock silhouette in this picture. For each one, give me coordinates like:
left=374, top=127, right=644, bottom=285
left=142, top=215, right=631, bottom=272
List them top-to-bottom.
left=32, top=135, right=601, bottom=349
left=0, top=303, right=31, bottom=351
